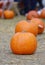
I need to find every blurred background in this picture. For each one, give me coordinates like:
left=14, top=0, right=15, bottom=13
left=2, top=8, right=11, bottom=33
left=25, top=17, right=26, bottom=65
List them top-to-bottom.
left=14, top=0, right=45, bottom=15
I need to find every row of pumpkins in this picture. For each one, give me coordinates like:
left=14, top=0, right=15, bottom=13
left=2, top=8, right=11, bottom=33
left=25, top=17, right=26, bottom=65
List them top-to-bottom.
left=0, top=8, right=45, bottom=19
left=10, top=9, right=45, bottom=55
left=26, top=9, right=45, bottom=19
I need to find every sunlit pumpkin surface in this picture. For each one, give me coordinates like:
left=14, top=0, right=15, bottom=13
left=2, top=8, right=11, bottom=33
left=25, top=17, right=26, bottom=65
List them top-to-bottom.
left=15, top=20, right=38, bottom=36
left=10, top=32, right=37, bottom=55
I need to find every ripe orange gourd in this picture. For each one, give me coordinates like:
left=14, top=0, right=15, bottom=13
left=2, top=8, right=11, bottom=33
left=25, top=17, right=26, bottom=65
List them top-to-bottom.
left=0, top=9, right=3, bottom=17
left=40, top=9, right=45, bottom=18
left=4, top=10, right=14, bottom=19
left=26, top=10, right=39, bottom=20
left=31, top=18, right=44, bottom=34
left=15, top=20, right=38, bottom=36
left=29, top=22, right=38, bottom=36
left=10, top=32, right=37, bottom=55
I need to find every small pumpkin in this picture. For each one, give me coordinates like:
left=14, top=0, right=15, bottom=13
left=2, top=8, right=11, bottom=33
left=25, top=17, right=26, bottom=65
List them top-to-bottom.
left=40, top=9, right=45, bottom=18
left=4, top=10, right=14, bottom=19
left=26, top=10, right=39, bottom=20
left=31, top=18, right=44, bottom=34
left=15, top=20, right=38, bottom=36
left=10, top=32, right=37, bottom=55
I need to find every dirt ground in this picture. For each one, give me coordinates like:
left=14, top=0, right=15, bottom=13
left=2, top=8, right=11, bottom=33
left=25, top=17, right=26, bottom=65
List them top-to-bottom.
left=0, top=16, right=45, bottom=65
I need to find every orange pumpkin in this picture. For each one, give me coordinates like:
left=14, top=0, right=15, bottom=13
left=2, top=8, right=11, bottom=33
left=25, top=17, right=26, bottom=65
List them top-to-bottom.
left=0, top=9, right=3, bottom=17
left=40, top=9, right=45, bottom=18
left=4, top=10, right=14, bottom=19
left=26, top=10, right=39, bottom=20
left=31, top=18, right=44, bottom=34
left=15, top=20, right=38, bottom=36
left=29, top=22, right=38, bottom=36
left=10, top=32, right=37, bottom=55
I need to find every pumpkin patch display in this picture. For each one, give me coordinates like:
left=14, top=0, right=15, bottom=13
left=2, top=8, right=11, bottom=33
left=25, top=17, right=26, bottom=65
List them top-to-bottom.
left=4, top=10, right=14, bottom=19
left=26, top=10, right=39, bottom=20
left=31, top=18, right=44, bottom=34
left=15, top=20, right=38, bottom=36
left=10, top=32, right=37, bottom=55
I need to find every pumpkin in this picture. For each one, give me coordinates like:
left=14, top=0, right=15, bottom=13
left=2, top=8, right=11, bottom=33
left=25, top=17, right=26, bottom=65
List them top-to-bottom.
left=0, top=9, right=3, bottom=17
left=40, top=9, right=45, bottom=18
left=4, top=10, right=14, bottom=19
left=26, top=10, right=39, bottom=20
left=31, top=18, right=44, bottom=34
left=15, top=20, right=38, bottom=36
left=10, top=32, right=37, bottom=55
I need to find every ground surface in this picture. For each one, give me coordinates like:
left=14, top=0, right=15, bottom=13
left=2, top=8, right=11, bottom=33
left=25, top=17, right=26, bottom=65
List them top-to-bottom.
left=0, top=16, right=45, bottom=65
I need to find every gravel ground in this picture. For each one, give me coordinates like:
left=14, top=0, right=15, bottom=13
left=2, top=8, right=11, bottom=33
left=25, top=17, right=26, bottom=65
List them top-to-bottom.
left=0, top=16, right=45, bottom=65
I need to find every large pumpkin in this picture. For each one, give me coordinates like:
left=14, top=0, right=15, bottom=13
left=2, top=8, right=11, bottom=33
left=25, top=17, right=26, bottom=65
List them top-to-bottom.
left=0, top=9, right=3, bottom=17
left=40, top=9, right=45, bottom=18
left=4, top=10, right=14, bottom=19
left=26, top=10, right=39, bottom=20
left=31, top=18, right=44, bottom=34
left=15, top=20, right=38, bottom=36
left=10, top=32, right=37, bottom=55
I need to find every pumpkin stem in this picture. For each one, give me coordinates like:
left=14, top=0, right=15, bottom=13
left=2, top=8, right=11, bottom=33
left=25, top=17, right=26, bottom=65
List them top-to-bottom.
left=38, top=25, right=43, bottom=28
